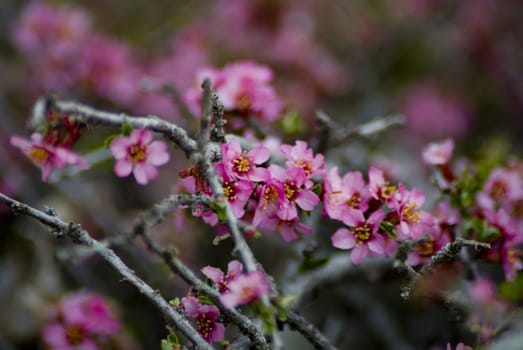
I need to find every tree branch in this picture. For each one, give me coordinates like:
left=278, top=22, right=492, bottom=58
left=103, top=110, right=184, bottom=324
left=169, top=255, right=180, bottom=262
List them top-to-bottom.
left=0, top=192, right=213, bottom=350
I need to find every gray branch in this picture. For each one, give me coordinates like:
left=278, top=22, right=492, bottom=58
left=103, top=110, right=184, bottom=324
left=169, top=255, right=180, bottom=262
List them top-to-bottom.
left=0, top=192, right=213, bottom=350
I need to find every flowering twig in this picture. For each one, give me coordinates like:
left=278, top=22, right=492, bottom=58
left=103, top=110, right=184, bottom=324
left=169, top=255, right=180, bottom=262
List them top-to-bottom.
left=195, top=79, right=284, bottom=349
left=40, top=96, right=199, bottom=158
left=0, top=192, right=214, bottom=350
left=133, top=224, right=270, bottom=349
left=286, top=311, right=337, bottom=350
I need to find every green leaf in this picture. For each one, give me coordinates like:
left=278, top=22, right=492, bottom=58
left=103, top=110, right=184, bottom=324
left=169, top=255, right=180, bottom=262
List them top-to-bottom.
left=279, top=110, right=305, bottom=136
left=121, top=122, right=134, bottom=136
left=104, top=134, right=119, bottom=149
left=209, top=199, right=227, bottom=222
left=380, top=221, right=396, bottom=237
left=298, top=255, right=330, bottom=272
left=275, top=294, right=297, bottom=321
left=169, top=297, right=180, bottom=307
left=161, top=339, right=172, bottom=350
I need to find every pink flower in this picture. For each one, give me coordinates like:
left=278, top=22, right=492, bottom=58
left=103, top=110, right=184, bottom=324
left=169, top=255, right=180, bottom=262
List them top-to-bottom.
left=184, top=61, right=284, bottom=124
left=110, top=129, right=170, bottom=185
left=10, top=133, right=89, bottom=181
left=221, top=139, right=270, bottom=182
left=422, top=139, right=454, bottom=165
left=280, top=140, right=325, bottom=182
left=215, top=163, right=254, bottom=219
left=269, top=165, right=320, bottom=221
left=368, top=167, right=398, bottom=206
left=323, top=168, right=370, bottom=221
left=477, top=168, right=523, bottom=211
left=252, top=178, right=285, bottom=227
left=393, top=184, right=433, bottom=239
left=331, top=209, right=386, bottom=264
left=259, top=213, right=312, bottom=242
left=406, top=226, right=450, bottom=266
left=202, top=260, right=243, bottom=293
left=220, top=271, right=270, bottom=308
left=43, top=292, right=120, bottom=350
left=181, top=296, right=225, bottom=344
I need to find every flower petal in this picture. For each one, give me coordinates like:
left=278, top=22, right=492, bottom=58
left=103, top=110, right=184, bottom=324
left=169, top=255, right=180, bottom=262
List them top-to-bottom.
left=331, top=228, right=356, bottom=249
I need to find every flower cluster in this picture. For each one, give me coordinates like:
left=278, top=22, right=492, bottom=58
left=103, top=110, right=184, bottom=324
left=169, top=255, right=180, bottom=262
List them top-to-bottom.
left=184, top=61, right=285, bottom=128
left=181, top=139, right=323, bottom=242
left=423, top=139, right=523, bottom=280
left=42, top=292, right=121, bottom=350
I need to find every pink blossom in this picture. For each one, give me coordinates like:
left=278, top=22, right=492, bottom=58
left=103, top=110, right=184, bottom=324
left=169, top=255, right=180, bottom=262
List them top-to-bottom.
left=184, top=61, right=284, bottom=123
left=110, top=129, right=170, bottom=185
left=10, top=133, right=89, bottom=181
left=221, top=139, right=270, bottom=182
left=422, top=139, right=455, bottom=165
left=280, top=140, right=325, bottom=182
left=215, top=163, right=254, bottom=219
left=269, top=164, right=320, bottom=221
left=368, top=166, right=398, bottom=206
left=477, top=168, right=523, bottom=211
left=252, top=178, right=285, bottom=227
left=393, top=184, right=433, bottom=239
left=331, top=209, right=386, bottom=264
left=259, top=213, right=312, bottom=242
left=406, top=226, right=450, bottom=266
left=202, top=260, right=243, bottom=293
left=220, top=271, right=270, bottom=308
left=43, top=292, right=120, bottom=350
left=181, top=296, right=225, bottom=344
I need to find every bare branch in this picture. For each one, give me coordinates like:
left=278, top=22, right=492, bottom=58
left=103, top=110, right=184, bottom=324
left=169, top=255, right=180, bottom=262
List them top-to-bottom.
left=0, top=192, right=213, bottom=350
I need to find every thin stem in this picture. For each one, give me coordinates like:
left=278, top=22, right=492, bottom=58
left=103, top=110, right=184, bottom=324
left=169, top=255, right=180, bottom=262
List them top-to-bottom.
left=0, top=192, right=213, bottom=350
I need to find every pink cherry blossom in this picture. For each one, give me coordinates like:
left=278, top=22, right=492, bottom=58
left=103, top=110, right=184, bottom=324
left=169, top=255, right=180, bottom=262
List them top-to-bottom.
left=110, top=129, right=170, bottom=185
left=10, top=133, right=89, bottom=182
left=221, top=139, right=270, bottom=182
left=422, top=139, right=455, bottom=165
left=280, top=140, right=325, bottom=182
left=215, top=162, right=254, bottom=219
left=269, top=164, right=319, bottom=221
left=368, top=166, right=398, bottom=206
left=477, top=168, right=523, bottom=211
left=252, top=178, right=285, bottom=227
left=393, top=184, right=434, bottom=239
left=331, top=209, right=386, bottom=264
left=406, top=226, right=450, bottom=266
left=202, top=260, right=244, bottom=293
left=220, top=271, right=270, bottom=308
left=43, top=292, right=120, bottom=350
left=181, top=296, right=225, bottom=344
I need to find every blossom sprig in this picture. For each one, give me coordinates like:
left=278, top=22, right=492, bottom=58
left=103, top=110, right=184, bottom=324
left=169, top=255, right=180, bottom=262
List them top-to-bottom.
left=180, top=139, right=323, bottom=242
left=181, top=296, right=225, bottom=344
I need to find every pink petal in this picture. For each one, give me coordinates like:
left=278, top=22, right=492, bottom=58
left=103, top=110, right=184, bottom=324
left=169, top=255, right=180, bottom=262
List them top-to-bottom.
left=110, top=138, right=131, bottom=159
left=147, top=141, right=170, bottom=165
left=249, top=146, right=270, bottom=164
left=114, top=159, right=133, bottom=177
left=133, top=164, right=150, bottom=185
left=249, top=167, right=270, bottom=182
left=296, top=190, right=320, bottom=211
left=341, top=208, right=364, bottom=227
left=280, top=225, right=298, bottom=242
left=331, top=228, right=356, bottom=249
left=368, top=234, right=386, bottom=254
left=350, top=244, right=368, bottom=264
left=227, top=260, right=243, bottom=275
left=201, top=266, right=223, bottom=284
left=210, top=323, right=225, bottom=343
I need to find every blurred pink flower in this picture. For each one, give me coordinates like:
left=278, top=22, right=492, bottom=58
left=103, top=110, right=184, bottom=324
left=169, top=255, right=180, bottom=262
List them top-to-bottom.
left=401, top=83, right=471, bottom=139
left=110, top=129, right=170, bottom=185
left=10, top=133, right=89, bottom=181
left=422, top=139, right=455, bottom=165
left=202, top=260, right=243, bottom=293
left=220, top=271, right=270, bottom=308
left=43, top=292, right=120, bottom=350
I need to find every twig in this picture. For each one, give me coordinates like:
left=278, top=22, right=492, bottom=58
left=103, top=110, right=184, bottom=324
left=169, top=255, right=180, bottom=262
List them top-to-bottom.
left=194, top=80, right=283, bottom=349
left=41, top=97, right=199, bottom=158
left=316, top=110, right=405, bottom=147
left=0, top=192, right=214, bottom=350
left=133, top=225, right=270, bottom=349
left=400, top=238, right=491, bottom=299
left=286, top=311, right=338, bottom=350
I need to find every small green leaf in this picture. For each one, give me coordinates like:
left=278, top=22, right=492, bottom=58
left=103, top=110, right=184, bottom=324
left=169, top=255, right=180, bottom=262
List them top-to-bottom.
left=279, top=110, right=305, bottom=136
left=121, top=122, right=134, bottom=136
left=104, top=134, right=119, bottom=148
left=209, top=199, right=227, bottom=222
left=380, top=221, right=396, bottom=237
left=298, top=255, right=330, bottom=272
left=275, top=294, right=297, bottom=321
left=169, top=298, right=180, bottom=307
left=161, top=339, right=172, bottom=350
